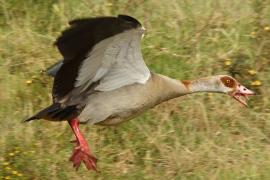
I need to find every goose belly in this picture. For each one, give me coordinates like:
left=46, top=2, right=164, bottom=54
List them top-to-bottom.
left=77, top=85, right=156, bottom=125
left=78, top=95, right=153, bottom=125
left=96, top=111, right=143, bottom=126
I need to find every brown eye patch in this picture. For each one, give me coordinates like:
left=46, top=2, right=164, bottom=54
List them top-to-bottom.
left=220, top=76, right=236, bottom=88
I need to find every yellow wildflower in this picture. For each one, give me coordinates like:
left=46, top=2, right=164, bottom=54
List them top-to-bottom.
left=106, top=3, right=113, bottom=6
left=264, top=26, right=270, bottom=31
left=250, top=31, right=256, bottom=38
left=224, top=59, right=232, bottom=66
left=225, top=61, right=231, bottom=66
left=248, top=70, right=257, bottom=75
left=26, top=80, right=32, bottom=84
left=251, top=80, right=262, bottom=86
left=14, top=150, right=20, bottom=154
left=8, top=153, right=14, bottom=156
left=2, top=162, right=10, bottom=166
left=5, top=166, right=11, bottom=170
left=12, top=170, right=18, bottom=175
left=17, top=173, right=23, bottom=177
left=4, top=176, right=11, bottom=180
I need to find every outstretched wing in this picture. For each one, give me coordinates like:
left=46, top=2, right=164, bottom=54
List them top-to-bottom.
left=53, top=15, right=150, bottom=102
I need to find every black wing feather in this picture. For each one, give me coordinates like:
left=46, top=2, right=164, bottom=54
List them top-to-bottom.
left=25, top=103, right=80, bottom=121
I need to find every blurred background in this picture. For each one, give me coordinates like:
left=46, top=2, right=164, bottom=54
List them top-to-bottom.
left=0, top=0, right=270, bottom=179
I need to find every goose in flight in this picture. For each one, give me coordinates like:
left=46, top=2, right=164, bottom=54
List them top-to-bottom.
left=26, top=15, right=254, bottom=171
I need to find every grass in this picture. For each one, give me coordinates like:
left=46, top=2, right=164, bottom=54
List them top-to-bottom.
left=0, top=0, right=270, bottom=179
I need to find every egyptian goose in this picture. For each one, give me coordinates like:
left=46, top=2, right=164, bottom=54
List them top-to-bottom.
left=26, top=15, right=254, bottom=171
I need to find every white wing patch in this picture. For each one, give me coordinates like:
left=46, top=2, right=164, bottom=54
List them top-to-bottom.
left=75, top=28, right=150, bottom=91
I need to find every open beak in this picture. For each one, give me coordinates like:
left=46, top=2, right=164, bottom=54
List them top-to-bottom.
left=230, top=84, right=255, bottom=107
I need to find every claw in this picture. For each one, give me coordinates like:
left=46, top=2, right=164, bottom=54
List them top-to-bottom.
left=69, top=144, right=97, bottom=171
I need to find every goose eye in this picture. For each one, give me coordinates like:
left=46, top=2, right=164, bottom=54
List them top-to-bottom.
left=221, top=76, right=235, bottom=88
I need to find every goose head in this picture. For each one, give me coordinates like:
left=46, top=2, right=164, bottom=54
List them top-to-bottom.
left=219, top=75, right=255, bottom=106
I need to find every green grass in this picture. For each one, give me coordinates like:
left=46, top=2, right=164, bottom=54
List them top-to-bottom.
left=0, top=0, right=270, bottom=179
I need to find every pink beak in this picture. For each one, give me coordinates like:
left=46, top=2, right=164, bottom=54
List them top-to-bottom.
left=231, top=84, right=255, bottom=107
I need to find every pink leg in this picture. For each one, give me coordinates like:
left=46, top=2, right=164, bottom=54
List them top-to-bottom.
left=68, top=118, right=97, bottom=171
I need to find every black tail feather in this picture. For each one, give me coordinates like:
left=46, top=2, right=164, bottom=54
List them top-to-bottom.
left=25, top=103, right=79, bottom=122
